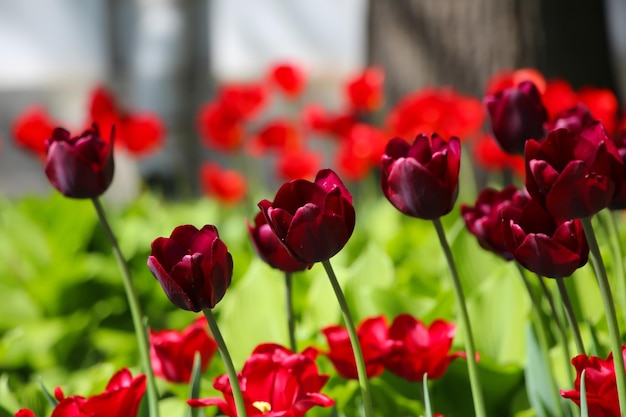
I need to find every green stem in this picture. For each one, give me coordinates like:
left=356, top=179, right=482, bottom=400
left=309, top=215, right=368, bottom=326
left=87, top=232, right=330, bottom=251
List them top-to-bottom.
left=91, top=198, right=159, bottom=417
left=600, top=210, right=626, bottom=316
left=581, top=217, right=626, bottom=417
left=432, top=218, right=486, bottom=417
left=321, top=259, right=374, bottom=417
left=514, top=265, right=563, bottom=417
left=285, top=272, right=297, bottom=352
left=535, top=274, right=575, bottom=384
left=555, top=277, right=585, bottom=356
left=202, top=308, right=247, bottom=417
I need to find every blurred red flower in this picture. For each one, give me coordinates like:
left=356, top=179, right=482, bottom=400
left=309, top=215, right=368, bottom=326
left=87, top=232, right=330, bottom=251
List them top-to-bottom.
left=268, top=62, right=306, bottom=98
left=345, top=66, right=384, bottom=113
left=485, top=68, right=546, bottom=95
left=541, top=79, right=579, bottom=121
left=218, top=83, right=267, bottom=120
left=88, top=86, right=164, bottom=156
left=578, top=86, right=619, bottom=136
left=387, top=87, right=484, bottom=141
left=197, top=102, right=246, bottom=152
left=302, top=103, right=356, bottom=138
left=12, top=106, right=57, bottom=159
left=247, top=119, right=301, bottom=156
left=336, top=123, right=388, bottom=180
left=472, top=134, right=524, bottom=176
left=276, top=149, right=321, bottom=181
left=200, top=163, right=247, bottom=205
left=150, top=316, right=218, bottom=383
left=321, top=316, right=389, bottom=380
left=51, top=368, right=145, bottom=417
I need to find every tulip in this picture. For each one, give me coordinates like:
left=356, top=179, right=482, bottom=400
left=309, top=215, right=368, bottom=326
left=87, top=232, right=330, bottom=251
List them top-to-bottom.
left=268, top=63, right=306, bottom=98
left=345, top=66, right=385, bottom=112
left=485, top=80, right=548, bottom=155
left=545, top=103, right=594, bottom=134
left=12, top=106, right=56, bottom=159
left=525, top=122, right=624, bottom=220
left=44, top=124, right=114, bottom=199
left=610, top=131, right=626, bottom=210
left=381, top=134, right=461, bottom=220
left=258, top=168, right=355, bottom=263
left=461, top=185, right=530, bottom=260
left=501, top=198, right=589, bottom=278
left=247, top=211, right=310, bottom=272
left=147, top=224, right=233, bottom=312
left=382, top=315, right=465, bottom=382
left=321, top=316, right=389, bottom=380
left=150, top=317, right=218, bottom=383
left=188, top=343, right=334, bottom=417
left=560, top=346, right=626, bottom=417
left=51, top=368, right=145, bottom=417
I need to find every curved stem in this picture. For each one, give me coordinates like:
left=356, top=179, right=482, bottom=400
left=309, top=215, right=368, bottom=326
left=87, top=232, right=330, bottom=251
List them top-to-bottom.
left=91, top=198, right=159, bottom=417
left=581, top=217, right=626, bottom=417
left=432, top=218, right=486, bottom=417
left=321, top=259, right=374, bottom=417
left=514, top=265, right=563, bottom=417
left=284, top=272, right=297, bottom=352
left=555, top=277, right=585, bottom=356
left=203, top=308, right=247, bottom=417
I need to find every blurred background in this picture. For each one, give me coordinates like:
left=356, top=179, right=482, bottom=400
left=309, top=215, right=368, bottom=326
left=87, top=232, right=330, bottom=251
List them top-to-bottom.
left=0, top=0, right=625, bottom=199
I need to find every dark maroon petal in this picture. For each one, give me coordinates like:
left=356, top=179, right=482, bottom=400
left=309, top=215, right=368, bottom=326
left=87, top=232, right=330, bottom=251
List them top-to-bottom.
left=406, top=134, right=433, bottom=164
left=383, top=137, right=411, bottom=160
left=314, top=168, right=353, bottom=204
left=267, top=207, right=294, bottom=240
left=169, top=225, right=201, bottom=249
left=514, top=233, right=583, bottom=278
left=150, top=237, right=189, bottom=272
left=147, top=256, right=197, bottom=311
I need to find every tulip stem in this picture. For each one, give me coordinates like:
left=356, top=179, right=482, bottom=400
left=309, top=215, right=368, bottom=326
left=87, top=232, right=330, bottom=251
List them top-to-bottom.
left=90, top=198, right=160, bottom=417
left=599, top=210, right=626, bottom=317
left=581, top=217, right=626, bottom=417
left=432, top=218, right=486, bottom=417
left=321, top=259, right=374, bottom=417
left=514, top=265, right=564, bottom=417
left=285, top=272, right=297, bottom=352
left=555, top=277, right=585, bottom=355
left=202, top=308, right=247, bottom=417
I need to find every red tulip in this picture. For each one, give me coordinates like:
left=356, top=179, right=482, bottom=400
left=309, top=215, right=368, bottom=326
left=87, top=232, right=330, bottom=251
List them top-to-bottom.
left=269, top=63, right=306, bottom=98
left=345, top=67, right=384, bottom=112
left=485, top=68, right=546, bottom=96
left=542, top=79, right=578, bottom=120
left=485, top=81, right=548, bottom=155
left=218, top=83, right=267, bottom=120
left=88, top=86, right=164, bottom=156
left=578, top=86, right=619, bottom=136
left=388, top=87, right=484, bottom=141
left=197, top=101, right=246, bottom=152
left=302, top=103, right=356, bottom=138
left=545, top=104, right=595, bottom=134
left=12, top=106, right=56, bottom=159
left=247, top=119, right=301, bottom=155
left=525, top=122, right=624, bottom=220
left=336, top=123, right=388, bottom=180
left=44, top=124, right=114, bottom=199
left=381, top=134, right=461, bottom=220
left=472, top=134, right=524, bottom=176
left=276, top=149, right=322, bottom=181
left=199, top=163, right=247, bottom=205
left=258, top=169, right=355, bottom=263
left=461, top=185, right=530, bottom=260
left=501, top=198, right=589, bottom=278
left=247, top=211, right=310, bottom=272
left=147, top=224, right=233, bottom=312
left=383, top=314, right=465, bottom=381
left=150, top=316, right=218, bottom=383
left=321, top=316, right=389, bottom=380
left=188, top=343, right=334, bottom=417
left=560, top=346, right=626, bottom=417
left=50, top=368, right=145, bottom=417
left=14, top=410, right=34, bottom=417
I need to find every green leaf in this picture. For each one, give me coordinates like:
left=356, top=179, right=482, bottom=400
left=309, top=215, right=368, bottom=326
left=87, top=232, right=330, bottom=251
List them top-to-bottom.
left=186, top=352, right=203, bottom=417
left=580, top=370, right=588, bottom=417
left=424, top=374, right=433, bottom=417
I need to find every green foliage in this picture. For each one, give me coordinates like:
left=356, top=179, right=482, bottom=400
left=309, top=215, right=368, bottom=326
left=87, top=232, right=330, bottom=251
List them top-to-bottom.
left=0, top=188, right=608, bottom=416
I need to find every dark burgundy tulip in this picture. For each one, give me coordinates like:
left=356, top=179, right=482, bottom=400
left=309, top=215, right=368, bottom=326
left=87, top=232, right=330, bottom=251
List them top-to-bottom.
left=485, top=81, right=548, bottom=155
left=545, top=104, right=594, bottom=134
left=525, top=121, right=624, bottom=221
left=44, top=124, right=114, bottom=199
left=609, top=131, right=626, bottom=210
left=381, top=134, right=460, bottom=220
left=258, top=169, right=355, bottom=264
left=461, top=185, right=530, bottom=260
left=501, top=198, right=589, bottom=278
left=247, top=211, right=310, bottom=272
left=147, top=225, right=233, bottom=312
